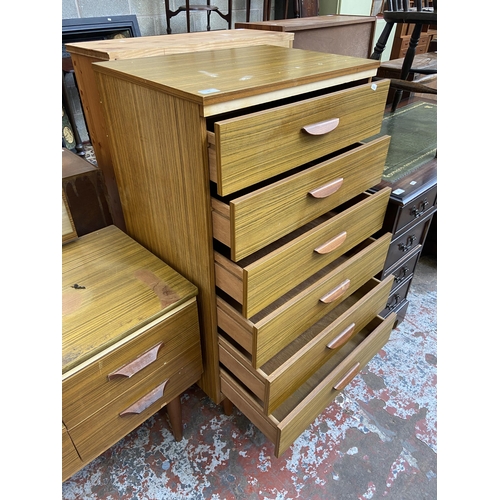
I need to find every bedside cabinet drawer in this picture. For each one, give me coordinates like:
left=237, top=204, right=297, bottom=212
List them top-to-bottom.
left=208, top=79, right=390, bottom=195
left=212, top=136, right=390, bottom=261
left=215, top=187, right=391, bottom=318
left=217, top=233, right=392, bottom=368
left=220, top=275, right=394, bottom=415
left=380, top=276, right=413, bottom=318
left=63, top=299, right=201, bottom=428
left=220, top=312, right=396, bottom=458
left=67, top=352, right=203, bottom=464
left=62, top=425, right=83, bottom=482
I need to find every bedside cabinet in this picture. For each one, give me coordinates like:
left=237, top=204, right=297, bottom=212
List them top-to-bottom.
left=93, top=45, right=396, bottom=457
left=370, top=157, right=437, bottom=326
left=62, top=225, right=202, bottom=481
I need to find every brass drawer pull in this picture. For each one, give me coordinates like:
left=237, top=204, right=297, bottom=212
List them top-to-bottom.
left=302, top=118, right=340, bottom=136
left=308, top=178, right=344, bottom=198
left=410, top=198, right=429, bottom=218
left=314, top=231, right=347, bottom=255
left=398, top=235, right=416, bottom=253
left=320, top=279, right=351, bottom=304
left=326, top=323, right=356, bottom=350
left=108, top=343, right=163, bottom=380
left=334, top=362, right=361, bottom=391
left=119, top=380, right=169, bottom=416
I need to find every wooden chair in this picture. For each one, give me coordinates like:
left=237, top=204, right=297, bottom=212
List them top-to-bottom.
left=165, top=0, right=232, bottom=34
left=370, top=0, right=437, bottom=111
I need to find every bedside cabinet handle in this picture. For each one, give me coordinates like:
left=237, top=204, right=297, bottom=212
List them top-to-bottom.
left=302, top=118, right=340, bottom=135
left=309, top=178, right=344, bottom=198
left=314, top=231, right=347, bottom=255
left=394, top=266, right=409, bottom=284
left=320, top=279, right=351, bottom=304
left=327, top=323, right=356, bottom=350
left=108, top=343, right=163, bottom=380
left=334, top=362, right=361, bottom=391
left=119, top=379, right=169, bottom=416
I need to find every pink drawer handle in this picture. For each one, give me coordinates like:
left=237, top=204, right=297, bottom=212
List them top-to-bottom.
left=302, top=118, right=340, bottom=135
left=309, top=178, right=344, bottom=199
left=314, top=231, right=347, bottom=255
left=320, top=279, right=350, bottom=304
left=326, top=323, right=356, bottom=350
left=108, top=343, right=163, bottom=380
left=334, top=362, right=361, bottom=391
left=119, top=380, right=169, bottom=416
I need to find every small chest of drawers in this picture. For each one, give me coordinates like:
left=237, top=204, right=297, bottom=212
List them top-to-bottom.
left=93, top=46, right=396, bottom=458
left=370, top=158, right=437, bottom=325
left=62, top=225, right=202, bottom=481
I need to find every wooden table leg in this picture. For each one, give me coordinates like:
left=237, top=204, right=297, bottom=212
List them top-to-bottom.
left=166, top=395, right=183, bottom=441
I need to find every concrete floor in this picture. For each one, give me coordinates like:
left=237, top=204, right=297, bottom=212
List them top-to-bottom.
left=62, top=254, right=437, bottom=499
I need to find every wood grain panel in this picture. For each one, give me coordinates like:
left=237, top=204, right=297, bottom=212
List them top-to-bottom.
left=95, top=74, right=221, bottom=401
left=212, top=80, right=390, bottom=195
left=213, top=136, right=390, bottom=260
left=217, top=233, right=392, bottom=368
left=63, top=300, right=200, bottom=428
left=275, top=313, right=395, bottom=456
left=68, top=353, right=202, bottom=463
left=62, top=425, right=83, bottom=482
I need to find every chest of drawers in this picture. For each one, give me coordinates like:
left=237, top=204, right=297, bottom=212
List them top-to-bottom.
left=93, top=45, right=396, bottom=457
left=370, top=157, right=437, bottom=326
left=62, top=225, right=202, bottom=481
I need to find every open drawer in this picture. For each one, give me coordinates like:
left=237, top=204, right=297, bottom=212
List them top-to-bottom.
left=207, top=79, right=390, bottom=196
left=212, top=136, right=390, bottom=261
left=214, top=187, right=391, bottom=318
left=217, top=233, right=392, bottom=368
left=219, top=275, right=394, bottom=415
left=220, top=312, right=396, bottom=458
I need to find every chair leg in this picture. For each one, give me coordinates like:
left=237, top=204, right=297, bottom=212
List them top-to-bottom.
left=370, top=21, right=394, bottom=60
left=391, top=22, right=423, bottom=111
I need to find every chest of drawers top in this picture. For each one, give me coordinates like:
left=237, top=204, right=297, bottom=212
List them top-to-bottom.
left=92, top=45, right=381, bottom=115
left=62, top=225, right=198, bottom=375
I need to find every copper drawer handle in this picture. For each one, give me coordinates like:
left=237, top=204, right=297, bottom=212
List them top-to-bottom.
left=302, top=118, right=340, bottom=135
left=309, top=178, right=344, bottom=198
left=314, top=231, right=347, bottom=255
left=320, top=279, right=351, bottom=304
left=326, top=323, right=356, bottom=350
left=108, top=343, right=163, bottom=380
left=334, top=362, right=361, bottom=391
left=119, top=380, right=169, bottom=416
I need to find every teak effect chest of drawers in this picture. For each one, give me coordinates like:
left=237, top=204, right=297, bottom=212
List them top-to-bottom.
left=93, top=45, right=396, bottom=457
left=62, top=225, right=202, bottom=481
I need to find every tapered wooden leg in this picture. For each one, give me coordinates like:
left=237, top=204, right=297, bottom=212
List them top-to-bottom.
left=166, top=395, right=183, bottom=441
left=222, top=397, right=233, bottom=416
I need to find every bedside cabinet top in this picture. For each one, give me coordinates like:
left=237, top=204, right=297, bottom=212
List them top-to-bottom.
left=93, top=45, right=381, bottom=116
left=62, top=225, right=198, bottom=374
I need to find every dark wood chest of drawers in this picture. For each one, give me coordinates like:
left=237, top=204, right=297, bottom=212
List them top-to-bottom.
left=370, top=158, right=437, bottom=326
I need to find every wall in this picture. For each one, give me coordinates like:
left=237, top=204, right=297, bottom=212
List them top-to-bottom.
left=62, top=0, right=269, bottom=36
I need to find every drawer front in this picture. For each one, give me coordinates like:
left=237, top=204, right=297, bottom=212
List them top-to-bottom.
left=210, top=79, right=390, bottom=196
left=213, top=136, right=390, bottom=261
left=394, top=184, right=437, bottom=235
left=216, top=187, right=391, bottom=318
left=382, top=211, right=434, bottom=273
left=218, top=233, right=392, bottom=368
left=381, top=246, right=421, bottom=291
left=220, top=275, right=394, bottom=416
left=380, top=276, right=413, bottom=318
left=63, top=300, right=201, bottom=428
left=220, top=313, right=396, bottom=458
left=67, top=352, right=203, bottom=463
left=62, top=425, right=83, bottom=482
